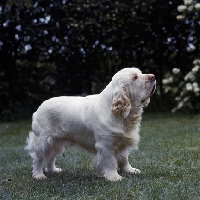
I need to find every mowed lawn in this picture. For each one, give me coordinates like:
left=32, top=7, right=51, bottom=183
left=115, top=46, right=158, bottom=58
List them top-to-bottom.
left=0, top=113, right=200, bottom=200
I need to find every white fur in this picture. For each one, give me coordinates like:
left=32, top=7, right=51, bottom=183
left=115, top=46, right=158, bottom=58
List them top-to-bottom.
left=25, top=67, right=156, bottom=181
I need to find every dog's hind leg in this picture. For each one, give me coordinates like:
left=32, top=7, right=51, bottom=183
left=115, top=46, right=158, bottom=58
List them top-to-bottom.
left=25, top=131, right=46, bottom=179
left=44, top=137, right=65, bottom=173
left=44, top=152, right=62, bottom=173
left=32, top=153, right=46, bottom=179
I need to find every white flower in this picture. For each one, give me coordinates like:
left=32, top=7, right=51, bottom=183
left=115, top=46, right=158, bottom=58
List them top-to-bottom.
left=184, top=0, right=193, bottom=6
left=195, top=3, right=200, bottom=11
left=177, top=5, right=187, bottom=12
left=188, top=5, right=194, bottom=12
left=176, top=15, right=185, bottom=20
left=193, top=59, right=200, bottom=65
left=192, top=65, right=199, bottom=72
left=172, top=68, right=180, bottom=74
left=184, top=71, right=194, bottom=81
left=184, top=73, right=189, bottom=81
left=163, top=77, right=173, bottom=85
left=169, top=77, right=173, bottom=83
left=163, top=79, right=169, bottom=85
left=193, top=82, right=198, bottom=88
left=193, top=82, right=199, bottom=93
left=186, top=83, right=193, bottom=91
left=164, top=86, right=171, bottom=93
left=194, top=87, right=200, bottom=93
left=180, top=91, right=185, bottom=97
left=183, top=96, right=190, bottom=102
left=175, top=97, right=181, bottom=101
left=177, top=101, right=184, bottom=109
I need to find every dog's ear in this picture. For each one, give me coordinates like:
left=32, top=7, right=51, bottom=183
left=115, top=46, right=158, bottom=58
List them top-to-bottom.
left=111, top=85, right=131, bottom=118
left=141, top=98, right=150, bottom=108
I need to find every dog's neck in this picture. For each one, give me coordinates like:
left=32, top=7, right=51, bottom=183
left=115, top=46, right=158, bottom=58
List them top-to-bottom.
left=100, top=81, right=113, bottom=102
left=123, top=106, right=143, bottom=132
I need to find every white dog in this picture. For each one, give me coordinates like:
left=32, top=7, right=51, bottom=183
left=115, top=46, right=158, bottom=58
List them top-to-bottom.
left=25, top=67, right=156, bottom=181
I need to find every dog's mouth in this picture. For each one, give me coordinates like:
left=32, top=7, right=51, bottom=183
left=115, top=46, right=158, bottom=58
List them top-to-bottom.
left=141, top=80, right=156, bottom=104
left=150, top=80, right=156, bottom=96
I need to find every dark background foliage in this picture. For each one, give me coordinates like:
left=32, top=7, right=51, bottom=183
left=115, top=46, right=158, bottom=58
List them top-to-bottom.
left=0, top=0, right=199, bottom=120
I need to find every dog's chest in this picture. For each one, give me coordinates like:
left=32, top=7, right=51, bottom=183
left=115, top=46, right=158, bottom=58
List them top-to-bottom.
left=124, top=112, right=142, bottom=132
left=112, top=135, right=138, bottom=152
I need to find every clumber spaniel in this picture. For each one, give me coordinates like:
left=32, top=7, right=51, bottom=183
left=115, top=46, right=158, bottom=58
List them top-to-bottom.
left=25, top=67, right=156, bottom=181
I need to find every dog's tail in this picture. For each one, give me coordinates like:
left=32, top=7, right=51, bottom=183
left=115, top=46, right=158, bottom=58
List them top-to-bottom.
left=25, top=131, right=41, bottom=159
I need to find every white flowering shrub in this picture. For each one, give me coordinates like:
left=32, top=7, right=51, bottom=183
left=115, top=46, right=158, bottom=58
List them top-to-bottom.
left=174, top=0, right=200, bottom=113
left=177, top=0, right=200, bottom=21
left=162, top=59, right=200, bottom=113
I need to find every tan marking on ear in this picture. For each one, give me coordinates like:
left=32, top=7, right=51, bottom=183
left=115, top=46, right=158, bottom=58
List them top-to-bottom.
left=111, top=88, right=131, bottom=118
left=141, top=98, right=150, bottom=108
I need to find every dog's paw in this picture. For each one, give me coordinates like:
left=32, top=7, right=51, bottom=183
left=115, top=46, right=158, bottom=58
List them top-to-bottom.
left=124, top=166, right=141, bottom=174
left=45, top=167, right=62, bottom=173
left=53, top=168, right=62, bottom=173
left=104, top=171, right=123, bottom=181
left=33, top=173, right=47, bottom=179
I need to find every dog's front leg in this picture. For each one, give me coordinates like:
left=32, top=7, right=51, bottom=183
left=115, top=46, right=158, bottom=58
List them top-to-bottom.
left=94, top=140, right=122, bottom=181
left=117, top=150, right=141, bottom=174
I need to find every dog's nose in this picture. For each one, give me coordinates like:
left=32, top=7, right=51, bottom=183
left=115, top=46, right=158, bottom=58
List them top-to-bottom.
left=148, top=74, right=155, bottom=82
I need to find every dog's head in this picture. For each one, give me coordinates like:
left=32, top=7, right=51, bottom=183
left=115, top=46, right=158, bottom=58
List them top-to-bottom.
left=111, top=68, right=156, bottom=118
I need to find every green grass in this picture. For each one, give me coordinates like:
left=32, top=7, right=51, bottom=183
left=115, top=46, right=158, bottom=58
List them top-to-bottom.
left=0, top=113, right=200, bottom=200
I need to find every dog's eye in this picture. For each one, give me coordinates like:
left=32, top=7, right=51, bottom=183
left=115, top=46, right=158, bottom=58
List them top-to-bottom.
left=132, top=74, right=138, bottom=81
